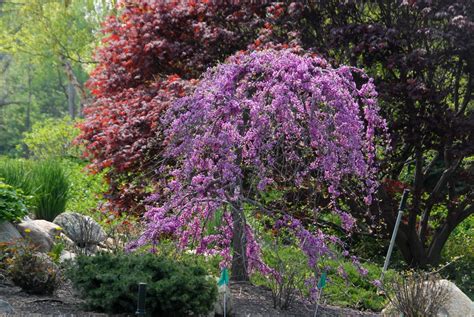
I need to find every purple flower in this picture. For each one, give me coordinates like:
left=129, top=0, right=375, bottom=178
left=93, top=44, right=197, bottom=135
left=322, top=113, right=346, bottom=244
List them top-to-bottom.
left=134, top=49, right=388, bottom=274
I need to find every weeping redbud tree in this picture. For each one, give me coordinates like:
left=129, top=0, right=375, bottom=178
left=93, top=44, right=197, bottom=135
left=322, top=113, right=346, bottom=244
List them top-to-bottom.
left=135, top=50, right=388, bottom=281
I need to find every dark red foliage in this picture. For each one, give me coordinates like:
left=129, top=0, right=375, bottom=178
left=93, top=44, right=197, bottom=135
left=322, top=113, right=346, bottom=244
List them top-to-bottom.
left=87, top=0, right=266, bottom=96
left=280, top=0, right=474, bottom=267
left=79, top=1, right=270, bottom=213
left=80, top=77, right=194, bottom=172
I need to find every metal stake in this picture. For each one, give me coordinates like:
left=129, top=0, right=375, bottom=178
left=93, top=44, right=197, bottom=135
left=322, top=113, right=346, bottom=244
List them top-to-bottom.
left=381, top=189, right=410, bottom=282
left=136, top=282, right=147, bottom=316
left=223, top=288, right=227, bottom=317
left=313, top=288, right=323, bottom=317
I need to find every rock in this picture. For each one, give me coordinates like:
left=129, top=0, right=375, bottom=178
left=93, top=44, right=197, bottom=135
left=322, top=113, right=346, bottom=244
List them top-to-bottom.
left=53, top=212, right=106, bottom=247
left=15, top=220, right=62, bottom=253
left=0, top=221, right=22, bottom=243
left=59, top=232, right=75, bottom=250
left=100, top=237, right=116, bottom=249
left=59, top=250, right=76, bottom=263
left=382, top=279, right=473, bottom=317
left=437, top=279, right=473, bottom=317
left=214, top=284, right=233, bottom=317
left=0, top=299, right=14, bottom=314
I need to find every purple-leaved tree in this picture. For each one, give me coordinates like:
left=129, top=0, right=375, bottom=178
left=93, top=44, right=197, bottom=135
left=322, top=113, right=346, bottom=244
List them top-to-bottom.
left=133, top=50, right=388, bottom=281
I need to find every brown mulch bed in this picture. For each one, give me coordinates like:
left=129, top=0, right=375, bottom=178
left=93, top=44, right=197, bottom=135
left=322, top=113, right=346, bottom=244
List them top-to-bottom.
left=0, top=278, right=380, bottom=317
left=0, top=278, right=114, bottom=317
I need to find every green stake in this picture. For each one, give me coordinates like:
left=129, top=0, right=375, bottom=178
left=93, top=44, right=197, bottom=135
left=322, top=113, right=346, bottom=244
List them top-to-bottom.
left=217, top=268, right=229, bottom=317
left=314, top=271, right=327, bottom=317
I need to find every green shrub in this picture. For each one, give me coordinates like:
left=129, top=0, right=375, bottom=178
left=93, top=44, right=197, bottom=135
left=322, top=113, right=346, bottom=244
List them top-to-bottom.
left=20, top=116, right=82, bottom=159
left=0, top=156, right=107, bottom=221
left=0, top=158, right=70, bottom=221
left=64, top=159, right=107, bottom=215
left=30, top=160, right=69, bottom=221
left=0, top=180, right=29, bottom=222
left=441, top=216, right=474, bottom=299
left=5, top=238, right=61, bottom=295
left=66, top=253, right=217, bottom=316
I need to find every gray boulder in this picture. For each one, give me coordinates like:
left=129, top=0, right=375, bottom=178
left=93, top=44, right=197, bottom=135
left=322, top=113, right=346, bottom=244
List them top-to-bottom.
left=53, top=212, right=106, bottom=247
left=16, top=219, right=62, bottom=253
left=0, top=221, right=22, bottom=243
left=59, top=250, right=77, bottom=263
left=437, top=279, right=473, bottom=317
left=0, top=299, right=14, bottom=314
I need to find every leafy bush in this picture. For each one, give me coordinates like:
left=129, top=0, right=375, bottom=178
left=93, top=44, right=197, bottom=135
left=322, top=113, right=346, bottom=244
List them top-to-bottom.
left=21, top=116, right=82, bottom=159
left=64, top=159, right=106, bottom=215
left=30, top=160, right=69, bottom=221
left=0, top=180, right=29, bottom=222
left=440, top=216, right=474, bottom=299
left=4, top=238, right=60, bottom=295
left=67, top=253, right=217, bottom=316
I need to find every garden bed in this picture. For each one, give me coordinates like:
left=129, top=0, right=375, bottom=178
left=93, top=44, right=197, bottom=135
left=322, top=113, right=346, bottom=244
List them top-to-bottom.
left=0, top=278, right=380, bottom=317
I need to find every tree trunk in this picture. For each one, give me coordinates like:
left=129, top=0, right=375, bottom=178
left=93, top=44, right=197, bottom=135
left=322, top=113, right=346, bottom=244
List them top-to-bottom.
left=61, top=57, right=86, bottom=117
left=22, top=64, right=32, bottom=158
left=67, top=81, right=76, bottom=119
left=230, top=107, right=250, bottom=282
left=231, top=201, right=249, bottom=281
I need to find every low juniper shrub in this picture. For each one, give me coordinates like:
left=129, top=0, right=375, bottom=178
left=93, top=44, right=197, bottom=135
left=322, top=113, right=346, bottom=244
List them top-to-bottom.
left=66, top=252, right=217, bottom=316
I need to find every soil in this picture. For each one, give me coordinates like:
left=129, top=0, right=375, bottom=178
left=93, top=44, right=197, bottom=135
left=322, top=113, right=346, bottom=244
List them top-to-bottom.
left=0, top=278, right=380, bottom=317
left=230, top=282, right=380, bottom=317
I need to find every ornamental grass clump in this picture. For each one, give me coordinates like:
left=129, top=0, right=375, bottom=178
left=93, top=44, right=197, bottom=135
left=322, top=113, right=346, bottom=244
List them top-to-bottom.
left=133, top=49, right=389, bottom=282
left=0, top=159, right=33, bottom=194
left=30, top=160, right=69, bottom=221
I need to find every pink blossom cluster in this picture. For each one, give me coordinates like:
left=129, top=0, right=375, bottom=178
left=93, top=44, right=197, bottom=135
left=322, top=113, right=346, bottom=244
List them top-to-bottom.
left=135, top=50, right=388, bottom=273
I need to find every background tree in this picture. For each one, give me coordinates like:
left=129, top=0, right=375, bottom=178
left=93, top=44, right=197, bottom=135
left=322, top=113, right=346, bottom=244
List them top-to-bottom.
left=0, top=0, right=111, bottom=156
left=279, top=0, right=474, bottom=267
